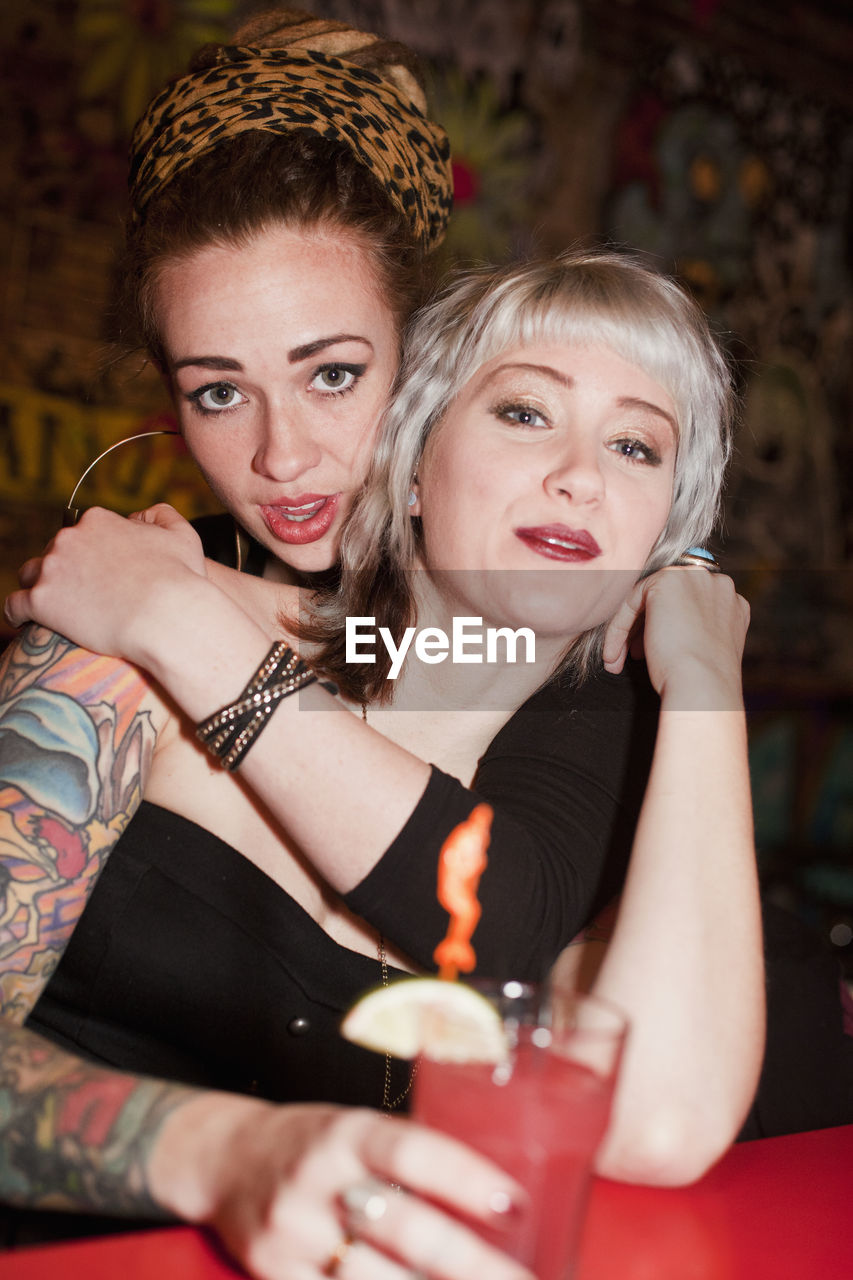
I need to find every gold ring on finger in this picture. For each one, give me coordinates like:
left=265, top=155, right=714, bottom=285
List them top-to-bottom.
left=324, top=1233, right=353, bottom=1276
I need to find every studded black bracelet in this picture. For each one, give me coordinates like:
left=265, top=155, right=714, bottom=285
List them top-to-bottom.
left=195, top=641, right=317, bottom=771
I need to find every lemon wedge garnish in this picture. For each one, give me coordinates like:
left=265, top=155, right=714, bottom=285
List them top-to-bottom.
left=341, top=978, right=508, bottom=1063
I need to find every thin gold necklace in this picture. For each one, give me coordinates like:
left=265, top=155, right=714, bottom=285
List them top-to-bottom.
left=363, top=702, right=419, bottom=1112
left=377, top=931, right=419, bottom=1111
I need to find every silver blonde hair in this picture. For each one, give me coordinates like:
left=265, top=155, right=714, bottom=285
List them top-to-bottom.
left=316, top=249, right=737, bottom=693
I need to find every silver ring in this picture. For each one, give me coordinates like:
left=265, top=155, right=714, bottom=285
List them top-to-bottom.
left=674, top=546, right=722, bottom=573
left=342, top=1177, right=390, bottom=1229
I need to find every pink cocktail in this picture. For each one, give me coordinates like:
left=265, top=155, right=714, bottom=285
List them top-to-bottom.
left=413, top=984, right=627, bottom=1280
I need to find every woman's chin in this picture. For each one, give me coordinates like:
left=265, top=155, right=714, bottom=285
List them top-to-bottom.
left=257, top=532, right=341, bottom=579
left=437, top=569, right=637, bottom=644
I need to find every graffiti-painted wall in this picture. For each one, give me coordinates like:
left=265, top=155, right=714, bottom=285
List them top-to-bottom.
left=3, top=0, right=853, bottom=947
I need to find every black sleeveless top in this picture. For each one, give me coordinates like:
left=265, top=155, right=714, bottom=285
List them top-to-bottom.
left=29, top=665, right=660, bottom=1106
left=26, top=669, right=852, bottom=1139
left=29, top=801, right=418, bottom=1106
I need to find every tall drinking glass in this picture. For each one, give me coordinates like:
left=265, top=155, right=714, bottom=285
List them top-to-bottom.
left=412, top=981, right=628, bottom=1280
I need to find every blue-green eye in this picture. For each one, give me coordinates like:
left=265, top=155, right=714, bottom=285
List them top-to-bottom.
left=310, top=363, right=365, bottom=394
left=186, top=382, right=247, bottom=414
left=495, top=402, right=549, bottom=429
left=609, top=437, right=662, bottom=465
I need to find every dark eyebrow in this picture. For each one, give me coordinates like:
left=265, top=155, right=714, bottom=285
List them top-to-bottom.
left=170, top=334, right=374, bottom=373
left=288, top=334, right=374, bottom=363
left=171, top=355, right=244, bottom=372
left=617, top=396, right=678, bottom=437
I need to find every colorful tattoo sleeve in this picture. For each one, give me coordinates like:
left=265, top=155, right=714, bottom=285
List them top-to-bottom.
left=0, top=626, right=156, bottom=1022
left=0, top=631, right=193, bottom=1216
left=0, top=1019, right=188, bottom=1214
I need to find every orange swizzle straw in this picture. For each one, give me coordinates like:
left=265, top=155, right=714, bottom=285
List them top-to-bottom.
left=433, top=803, right=494, bottom=981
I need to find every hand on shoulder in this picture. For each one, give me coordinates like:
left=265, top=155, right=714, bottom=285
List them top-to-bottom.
left=4, top=505, right=210, bottom=663
left=602, top=566, right=749, bottom=706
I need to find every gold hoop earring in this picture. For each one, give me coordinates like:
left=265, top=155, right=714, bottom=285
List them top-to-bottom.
left=234, top=520, right=247, bottom=573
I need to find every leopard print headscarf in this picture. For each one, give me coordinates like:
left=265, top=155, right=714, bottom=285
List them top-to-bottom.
left=128, top=15, right=453, bottom=250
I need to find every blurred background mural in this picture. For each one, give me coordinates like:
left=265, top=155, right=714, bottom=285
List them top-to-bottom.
left=1, top=0, right=853, bottom=965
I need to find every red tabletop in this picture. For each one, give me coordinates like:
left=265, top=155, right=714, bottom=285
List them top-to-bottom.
left=578, top=1122, right=853, bottom=1279
left=2, top=1124, right=852, bottom=1279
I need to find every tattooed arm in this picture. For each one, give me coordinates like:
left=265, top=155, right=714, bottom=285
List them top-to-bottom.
left=0, top=626, right=160, bottom=1022
left=0, top=630, right=188, bottom=1220
left=0, top=1018, right=184, bottom=1215
left=0, top=1020, right=530, bottom=1280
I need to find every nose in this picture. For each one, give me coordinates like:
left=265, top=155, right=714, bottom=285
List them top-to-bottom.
left=252, top=402, right=323, bottom=482
left=544, top=438, right=604, bottom=506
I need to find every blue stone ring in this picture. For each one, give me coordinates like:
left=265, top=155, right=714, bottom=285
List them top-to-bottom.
left=674, top=546, right=722, bottom=572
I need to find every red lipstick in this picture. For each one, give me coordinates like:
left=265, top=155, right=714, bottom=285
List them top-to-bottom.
left=260, top=493, right=341, bottom=545
left=514, top=525, right=602, bottom=563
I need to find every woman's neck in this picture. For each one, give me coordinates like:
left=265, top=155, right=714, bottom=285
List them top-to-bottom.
left=261, top=555, right=340, bottom=594
left=382, top=569, right=570, bottom=715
